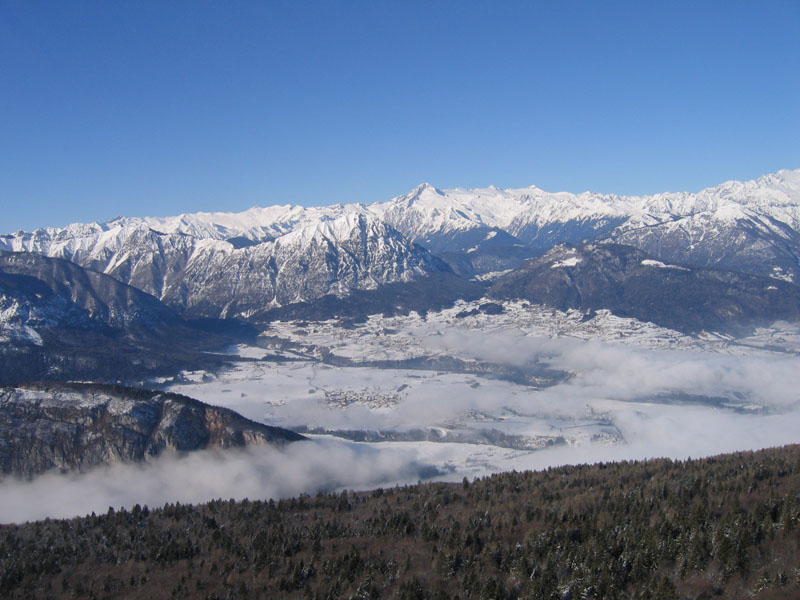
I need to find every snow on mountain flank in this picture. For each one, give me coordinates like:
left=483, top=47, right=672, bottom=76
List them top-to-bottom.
left=2, top=168, right=800, bottom=303
left=551, top=256, right=582, bottom=268
left=640, top=259, right=689, bottom=271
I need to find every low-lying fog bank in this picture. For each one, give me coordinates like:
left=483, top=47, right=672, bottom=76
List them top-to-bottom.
left=3, top=322, right=799, bottom=523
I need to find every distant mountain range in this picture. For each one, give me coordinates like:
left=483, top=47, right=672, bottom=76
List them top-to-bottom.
left=2, top=168, right=799, bottom=332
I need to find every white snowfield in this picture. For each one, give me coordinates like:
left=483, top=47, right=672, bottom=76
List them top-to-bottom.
left=550, top=256, right=582, bottom=268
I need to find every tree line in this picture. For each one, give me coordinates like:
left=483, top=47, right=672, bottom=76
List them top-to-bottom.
left=1, top=444, right=799, bottom=598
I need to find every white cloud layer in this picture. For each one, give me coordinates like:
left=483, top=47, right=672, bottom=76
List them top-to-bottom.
left=2, top=329, right=800, bottom=523
left=0, top=438, right=426, bottom=523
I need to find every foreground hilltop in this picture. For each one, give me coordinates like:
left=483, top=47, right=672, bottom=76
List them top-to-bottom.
left=1, top=444, right=798, bottom=598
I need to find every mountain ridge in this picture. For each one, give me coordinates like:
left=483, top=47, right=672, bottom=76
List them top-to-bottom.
left=3, top=168, right=800, bottom=321
left=6, top=168, right=798, bottom=248
left=488, top=242, right=800, bottom=334
left=0, top=251, right=251, bottom=383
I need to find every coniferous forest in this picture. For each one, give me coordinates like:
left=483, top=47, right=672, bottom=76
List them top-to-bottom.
left=2, top=444, right=799, bottom=599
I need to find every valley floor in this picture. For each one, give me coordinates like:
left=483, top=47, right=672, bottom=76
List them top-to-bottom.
left=2, top=300, right=800, bottom=523
left=157, top=300, right=800, bottom=498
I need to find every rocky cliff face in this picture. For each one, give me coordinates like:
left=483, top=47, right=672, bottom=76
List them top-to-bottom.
left=159, top=213, right=451, bottom=319
left=0, top=383, right=305, bottom=478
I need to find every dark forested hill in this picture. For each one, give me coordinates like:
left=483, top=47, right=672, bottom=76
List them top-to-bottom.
left=488, top=243, right=800, bottom=334
left=0, top=251, right=255, bottom=383
left=2, top=444, right=799, bottom=599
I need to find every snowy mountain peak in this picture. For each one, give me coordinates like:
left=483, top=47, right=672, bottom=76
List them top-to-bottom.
left=410, top=182, right=442, bottom=195
left=277, top=212, right=386, bottom=248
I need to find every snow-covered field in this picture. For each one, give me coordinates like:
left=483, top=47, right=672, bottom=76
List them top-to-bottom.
left=164, top=300, right=800, bottom=485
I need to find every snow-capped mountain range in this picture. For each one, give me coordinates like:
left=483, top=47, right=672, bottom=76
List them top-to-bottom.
left=2, top=168, right=799, bottom=319
left=1, top=213, right=453, bottom=319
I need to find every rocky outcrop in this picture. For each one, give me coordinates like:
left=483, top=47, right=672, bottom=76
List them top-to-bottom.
left=0, top=383, right=305, bottom=478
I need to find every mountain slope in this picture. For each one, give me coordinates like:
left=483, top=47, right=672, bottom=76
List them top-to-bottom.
left=609, top=205, right=800, bottom=283
left=161, top=213, right=453, bottom=319
left=2, top=214, right=455, bottom=320
left=488, top=243, right=800, bottom=334
left=0, top=250, right=181, bottom=329
left=0, top=251, right=242, bottom=383
left=0, top=383, right=305, bottom=478
left=2, top=445, right=799, bottom=598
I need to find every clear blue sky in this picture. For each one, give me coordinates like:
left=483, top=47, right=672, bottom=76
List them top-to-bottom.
left=2, top=0, right=799, bottom=231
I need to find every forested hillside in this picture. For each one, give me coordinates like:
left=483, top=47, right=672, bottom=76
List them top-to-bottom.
left=2, top=445, right=800, bottom=599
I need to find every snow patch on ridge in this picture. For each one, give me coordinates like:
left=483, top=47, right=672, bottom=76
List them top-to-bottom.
left=551, top=256, right=582, bottom=268
left=641, top=259, right=690, bottom=271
